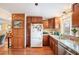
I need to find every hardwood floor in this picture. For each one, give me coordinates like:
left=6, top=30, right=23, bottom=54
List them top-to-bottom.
left=0, top=39, right=53, bottom=55
left=0, top=46, right=53, bottom=55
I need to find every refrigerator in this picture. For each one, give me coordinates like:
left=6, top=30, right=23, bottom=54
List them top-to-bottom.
left=31, top=24, right=43, bottom=47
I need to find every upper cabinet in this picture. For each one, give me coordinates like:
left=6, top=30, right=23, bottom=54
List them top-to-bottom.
left=72, top=3, right=79, bottom=27
left=72, top=3, right=79, bottom=13
left=31, top=16, right=42, bottom=23
left=48, top=17, right=61, bottom=29
left=54, top=17, right=61, bottom=29
left=48, top=18, right=54, bottom=28
left=42, top=20, right=49, bottom=29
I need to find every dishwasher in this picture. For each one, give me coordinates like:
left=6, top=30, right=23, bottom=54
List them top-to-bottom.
left=58, top=42, right=77, bottom=55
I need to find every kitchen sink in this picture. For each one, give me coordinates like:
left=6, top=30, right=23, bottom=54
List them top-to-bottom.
left=59, top=35, right=69, bottom=40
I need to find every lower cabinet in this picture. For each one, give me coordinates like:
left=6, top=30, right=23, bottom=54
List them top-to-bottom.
left=43, top=35, right=49, bottom=46
left=49, top=35, right=75, bottom=55
left=49, top=36, right=58, bottom=55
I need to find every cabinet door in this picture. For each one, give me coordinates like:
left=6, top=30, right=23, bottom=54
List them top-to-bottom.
left=72, top=3, right=79, bottom=26
left=72, top=13, right=79, bottom=26
left=32, top=17, right=42, bottom=23
left=55, top=17, right=60, bottom=29
left=48, top=18, right=55, bottom=28
left=48, top=19, right=52, bottom=28
left=43, top=20, right=48, bottom=29
left=43, top=35, right=49, bottom=46
left=49, top=36, right=58, bottom=55
left=11, top=37, right=18, bottom=48
left=49, top=37, right=53, bottom=50
left=53, top=38, right=58, bottom=55
left=54, top=44, right=58, bottom=55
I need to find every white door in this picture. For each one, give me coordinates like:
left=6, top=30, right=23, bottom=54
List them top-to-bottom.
left=31, top=24, right=43, bottom=47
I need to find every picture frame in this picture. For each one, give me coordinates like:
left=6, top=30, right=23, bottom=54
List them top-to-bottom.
left=13, top=20, right=23, bottom=28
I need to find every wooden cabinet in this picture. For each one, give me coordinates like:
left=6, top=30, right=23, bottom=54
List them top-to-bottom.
left=72, top=3, right=79, bottom=27
left=72, top=3, right=79, bottom=13
left=12, top=14, right=25, bottom=48
left=26, top=16, right=43, bottom=47
left=26, top=17, right=31, bottom=47
left=31, top=17, right=42, bottom=23
left=48, top=17, right=60, bottom=29
left=55, top=17, right=61, bottom=29
left=48, top=18, right=54, bottom=28
left=42, top=20, right=49, bottom=29
left=43, top=35, right=49, bottom=46
left=49, top=36, right=58, bottom=55
left=49, top=37, right=53, bottom=50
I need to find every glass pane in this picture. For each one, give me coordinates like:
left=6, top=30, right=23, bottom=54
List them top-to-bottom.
left=63, top=16, right=71, bottom=35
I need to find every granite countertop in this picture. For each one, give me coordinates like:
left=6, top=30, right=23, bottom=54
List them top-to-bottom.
left=48, top=32, right=79, bottom=55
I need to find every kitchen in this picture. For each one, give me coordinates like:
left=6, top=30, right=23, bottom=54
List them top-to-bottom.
left=0, top=3, right=79, bottom=55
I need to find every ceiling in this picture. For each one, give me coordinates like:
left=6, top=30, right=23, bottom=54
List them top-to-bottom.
left=0, top=3, right=72, bottom=19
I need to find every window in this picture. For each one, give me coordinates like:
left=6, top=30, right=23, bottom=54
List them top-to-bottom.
left=63, top=15, right=72, bottom=35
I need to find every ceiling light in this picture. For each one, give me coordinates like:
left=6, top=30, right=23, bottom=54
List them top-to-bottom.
left=35, top=3, right=38, bottom=6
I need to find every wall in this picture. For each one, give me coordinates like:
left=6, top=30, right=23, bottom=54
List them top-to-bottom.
left=0, top=8, right=11, bottom=35
left=0, top=8, right=11, bottom=20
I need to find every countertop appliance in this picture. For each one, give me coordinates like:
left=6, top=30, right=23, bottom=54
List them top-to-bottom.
left=31, top=24, right=43, bottom=47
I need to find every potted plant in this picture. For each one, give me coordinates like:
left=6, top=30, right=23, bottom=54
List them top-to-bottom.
left=71, top=28, right=78, bottom=37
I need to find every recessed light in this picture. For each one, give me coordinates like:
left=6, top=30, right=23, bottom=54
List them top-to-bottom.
left=35, top=3, right=38, bottom=6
